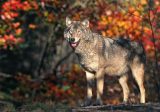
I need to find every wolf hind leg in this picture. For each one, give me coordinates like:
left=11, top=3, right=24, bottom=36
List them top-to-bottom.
left=131, top=62, right=145, bottom=103
left=119, top=74, right=130, bottom=103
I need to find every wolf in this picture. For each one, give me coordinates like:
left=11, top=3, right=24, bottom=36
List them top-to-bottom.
left=64, top=17, right=146, bottom=106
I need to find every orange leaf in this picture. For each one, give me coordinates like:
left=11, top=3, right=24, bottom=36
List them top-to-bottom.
left=133, top=11, right=140, bottom=16
left=13, top=22, right=20, bottom=28
left=29, top=24, right=36, bottom=29
left=15, top=28, right=22, bottom=35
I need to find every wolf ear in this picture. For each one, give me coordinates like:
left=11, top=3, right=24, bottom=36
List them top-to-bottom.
left=66, top=17, right=72, bottom=26
left=82, top=19, right=89, bottom=27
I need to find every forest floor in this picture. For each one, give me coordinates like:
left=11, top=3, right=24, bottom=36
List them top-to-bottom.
left=0, top=66, right=159, bottom=111
left=0, top=101, right=160, bottom=112
left=72, top=103, right=160, bottom=112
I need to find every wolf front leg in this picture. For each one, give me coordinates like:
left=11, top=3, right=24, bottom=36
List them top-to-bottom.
left=95, top=69, right=105, bottom=105
left=81, top=71, right=95, bottom=107
left=86, top=71, right=95, bottom=99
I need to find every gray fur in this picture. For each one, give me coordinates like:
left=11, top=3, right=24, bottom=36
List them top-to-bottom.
left=64, top=18, right=146, bottom=106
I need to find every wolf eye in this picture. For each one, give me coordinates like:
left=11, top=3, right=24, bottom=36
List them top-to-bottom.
left=77, top=30, right=81, bottom=33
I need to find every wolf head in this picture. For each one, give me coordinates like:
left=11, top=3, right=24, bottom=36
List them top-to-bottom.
left=64, top=17, right=91, bottom=48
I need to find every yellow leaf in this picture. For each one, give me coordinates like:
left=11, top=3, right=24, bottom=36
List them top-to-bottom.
left=141, top=0, right=147, bottom=5
left=0, top=38, right=5, bottom=46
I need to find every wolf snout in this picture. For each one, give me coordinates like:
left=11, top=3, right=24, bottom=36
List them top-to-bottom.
left=67, top=37, right=75, bottom=43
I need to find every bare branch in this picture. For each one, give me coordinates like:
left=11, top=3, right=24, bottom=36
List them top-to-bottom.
left=0, top=72, right=12, bottom=78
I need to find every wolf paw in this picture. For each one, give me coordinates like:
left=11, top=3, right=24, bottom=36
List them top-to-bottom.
left=80, top=98, right=92, bottom=107
left=93, top=99, right=103, bottom=106
left=120, top=100, right=133, bottom=105
left=121, top=101, right=128, bottom=105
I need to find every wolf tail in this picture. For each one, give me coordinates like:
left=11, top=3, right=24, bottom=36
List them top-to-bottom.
left=115, top=38, right=146, bottom=64
left=131, top=42, right=146, bottom=64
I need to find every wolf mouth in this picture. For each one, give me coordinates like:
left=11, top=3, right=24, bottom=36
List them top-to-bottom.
left=70, top=40, right=80, bottom=47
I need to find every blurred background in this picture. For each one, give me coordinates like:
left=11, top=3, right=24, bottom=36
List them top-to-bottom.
left=0, top=0, right=160, bottom=110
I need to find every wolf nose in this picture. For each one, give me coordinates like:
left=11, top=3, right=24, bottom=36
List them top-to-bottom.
left=69, top=38, right=75, bottom=42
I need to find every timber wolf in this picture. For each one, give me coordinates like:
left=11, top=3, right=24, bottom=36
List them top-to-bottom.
left=64, top=17, right=146, bottom=106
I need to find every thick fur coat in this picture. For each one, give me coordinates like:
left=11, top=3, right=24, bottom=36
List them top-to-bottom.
left=64, top=17, right=146, bottom=106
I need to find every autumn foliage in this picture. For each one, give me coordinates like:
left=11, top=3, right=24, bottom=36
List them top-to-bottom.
left=0, top=0, right=160, bottom=106
left=0, top=0, right=53, bottom=49
left=0, top=0, right=159, bottom=58
left=87, top=0, right=159, bottom=60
